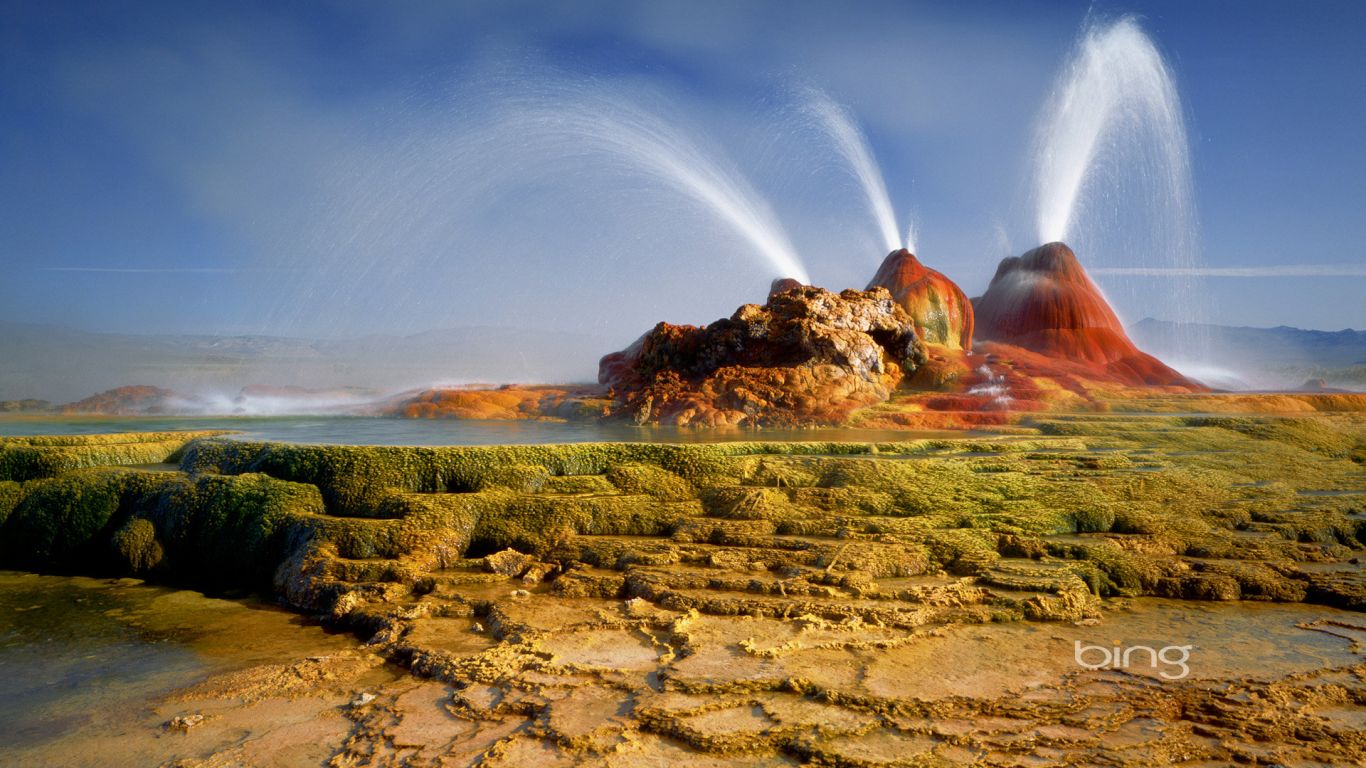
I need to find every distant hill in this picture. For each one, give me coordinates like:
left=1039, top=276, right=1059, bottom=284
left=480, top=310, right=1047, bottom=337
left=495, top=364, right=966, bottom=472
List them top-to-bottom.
left=4, top=319, right=1360, bottom=405
left=1128, top=319, right=1366, bottom=390
left=0, top=322, right=618, bottom=404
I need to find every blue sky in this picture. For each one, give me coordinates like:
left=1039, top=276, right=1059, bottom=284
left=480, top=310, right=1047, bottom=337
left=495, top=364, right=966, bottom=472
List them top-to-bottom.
left=2, top=0, right=1363, bottom=343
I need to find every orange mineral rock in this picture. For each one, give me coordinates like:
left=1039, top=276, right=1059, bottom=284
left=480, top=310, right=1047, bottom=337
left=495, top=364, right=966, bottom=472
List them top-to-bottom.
left=972, top=242, right=1200, bottom=387
left=867, top=249, right=975, bottom=351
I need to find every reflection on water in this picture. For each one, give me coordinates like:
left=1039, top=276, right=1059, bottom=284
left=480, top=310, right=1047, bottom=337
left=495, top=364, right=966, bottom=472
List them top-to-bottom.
left=0, top=415, right=964, bottom=446
left=0, top=572, right=355, bottom=753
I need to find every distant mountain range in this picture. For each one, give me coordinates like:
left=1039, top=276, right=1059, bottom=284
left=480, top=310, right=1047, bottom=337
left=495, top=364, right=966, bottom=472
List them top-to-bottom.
left=1128, top=318, right=1365, bottom=390
left=2, top=319, right=1361, bottom=407
left=0, top=322, right=617, bottom=404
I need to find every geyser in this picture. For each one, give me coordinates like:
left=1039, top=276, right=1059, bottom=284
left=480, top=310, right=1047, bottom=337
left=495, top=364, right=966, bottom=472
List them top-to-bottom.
left=1028, top=15, right=1206, bottom=362
left=1032, top=16, right=1194, bottom=245
left=277, top=80, right=813, bottom=346
left=805, top=90, right=915, bottom=254
left=544, top=97, right=810, bottom=283
left=973, top=242, right=1195, bottom=387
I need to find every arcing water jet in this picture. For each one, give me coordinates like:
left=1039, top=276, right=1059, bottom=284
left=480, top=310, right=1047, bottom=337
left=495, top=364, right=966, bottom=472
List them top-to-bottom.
left=1026, top=15, right=1207, bottom=365
left=1032, top=16, right=1194, bottom=247
left=272, top=79, right=813, bottom=347
left=804, top=90, right=914, bottom=255
left=538, top=93, right=810, bottom=283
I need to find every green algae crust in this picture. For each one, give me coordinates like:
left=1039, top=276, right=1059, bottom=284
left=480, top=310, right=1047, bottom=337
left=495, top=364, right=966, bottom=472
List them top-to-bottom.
left=0, top=416, right=1360, bottom=613
left=0, top=430, right=228, bottom=482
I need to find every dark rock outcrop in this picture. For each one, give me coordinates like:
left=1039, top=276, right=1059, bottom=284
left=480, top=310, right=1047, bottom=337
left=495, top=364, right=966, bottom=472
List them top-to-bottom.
left=768, top=278, right=804, bottom=298
left=599, top=284, right=926, bottom=426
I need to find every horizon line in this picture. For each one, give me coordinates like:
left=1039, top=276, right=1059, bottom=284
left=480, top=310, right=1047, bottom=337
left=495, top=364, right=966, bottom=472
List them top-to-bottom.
left=1092, top=264, right=1366, bottom=278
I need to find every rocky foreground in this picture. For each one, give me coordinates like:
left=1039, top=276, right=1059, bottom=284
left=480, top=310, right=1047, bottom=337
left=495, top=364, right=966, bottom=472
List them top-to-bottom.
left=0, top=411, right=1363, bottom=765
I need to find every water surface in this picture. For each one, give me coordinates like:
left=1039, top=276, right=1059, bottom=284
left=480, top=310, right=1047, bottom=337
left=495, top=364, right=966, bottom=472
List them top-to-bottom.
left=0, top=572, right=358, bottom=757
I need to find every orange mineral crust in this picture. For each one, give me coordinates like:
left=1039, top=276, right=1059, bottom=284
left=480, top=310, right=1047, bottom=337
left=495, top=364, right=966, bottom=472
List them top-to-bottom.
left=972, top=242, right=1202, bottom=388
left=867, top=248, right=975, bottom=351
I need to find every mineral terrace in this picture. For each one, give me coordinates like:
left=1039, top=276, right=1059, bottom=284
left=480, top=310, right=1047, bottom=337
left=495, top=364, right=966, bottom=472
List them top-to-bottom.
left=1, top=410, right=1363, bottom=766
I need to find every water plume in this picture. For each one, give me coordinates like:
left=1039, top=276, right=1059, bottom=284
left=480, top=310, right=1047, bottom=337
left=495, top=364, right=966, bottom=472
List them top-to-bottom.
left=1029, top=15, right=1207, bottom=361
left=1032, top=16, right=1192, bottom=245
left=262, top=76, right=813, bottom=346
left=530, top=90, right=809, bottom=283
left=803, top=90, right=908, bottom=254
left=903, top=217, right=919, bottom=259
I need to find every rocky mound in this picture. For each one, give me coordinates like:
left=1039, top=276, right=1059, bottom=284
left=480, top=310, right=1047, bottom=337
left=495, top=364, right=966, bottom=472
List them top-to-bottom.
left=972, top=242, right=1198, bottom=387
left=867, top=249, right=974, bottom=351
left=599, top=284, right=926, bottom=426
left=61, top=385, right=182, bottom=415
left=385, top=385, right=605, bottom=420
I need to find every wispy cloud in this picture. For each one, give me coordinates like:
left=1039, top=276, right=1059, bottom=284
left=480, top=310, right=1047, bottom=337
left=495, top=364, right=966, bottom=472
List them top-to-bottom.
left=1091, top=265, right=1366, bottom=278
left=39, top=267, right=291, bottom=274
